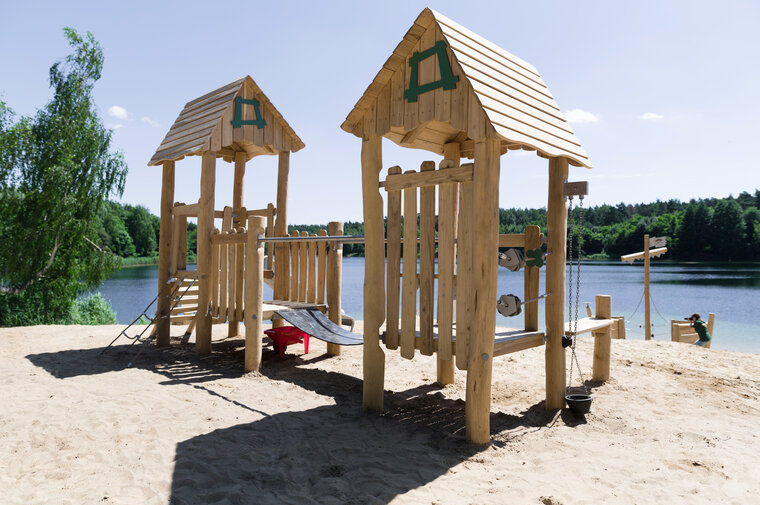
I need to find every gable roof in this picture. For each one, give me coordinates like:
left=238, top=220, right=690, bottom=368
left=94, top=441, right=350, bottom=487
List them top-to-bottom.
left=341, top=8, right=591, bottom=168
left=149, top=76, right=305, bottom=166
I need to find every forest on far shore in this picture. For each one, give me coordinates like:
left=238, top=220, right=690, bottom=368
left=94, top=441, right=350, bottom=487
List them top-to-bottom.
left=99, top=189, right=760, bottom=263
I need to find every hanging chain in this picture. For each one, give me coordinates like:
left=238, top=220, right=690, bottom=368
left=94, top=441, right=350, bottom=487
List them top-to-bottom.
left=567, top=196, right=588, bottom=395
left=567, top=196, right=574, bottom=335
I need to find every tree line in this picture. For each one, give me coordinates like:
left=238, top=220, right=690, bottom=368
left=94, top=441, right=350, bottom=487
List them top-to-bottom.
left=290, top=190, right=760, bottom=261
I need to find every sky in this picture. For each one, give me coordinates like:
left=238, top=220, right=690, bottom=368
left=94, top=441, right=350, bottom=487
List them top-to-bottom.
left=1, top=0, right=758, bottom=224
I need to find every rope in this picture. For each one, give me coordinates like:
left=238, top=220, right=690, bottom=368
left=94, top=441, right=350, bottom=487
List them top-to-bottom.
left=626, top=291, right=645, bottom=322
left=649, top=292, right=671, bottom=324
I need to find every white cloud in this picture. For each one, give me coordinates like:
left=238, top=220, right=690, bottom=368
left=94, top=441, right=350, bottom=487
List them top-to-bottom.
left=107, top=105, right=129, bottom=121
left=564, top=108, right=600, bottom=124
left=639, top=112, right=664, bottom=121
left=141, top=116, right=160, bottom=127
left=106, top=123, right=124, bottom=130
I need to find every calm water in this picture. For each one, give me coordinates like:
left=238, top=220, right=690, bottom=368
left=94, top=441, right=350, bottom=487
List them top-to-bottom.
left=98, top=259, right=760, bottom=354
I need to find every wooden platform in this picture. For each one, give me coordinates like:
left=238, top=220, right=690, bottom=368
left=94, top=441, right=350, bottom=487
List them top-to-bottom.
left=564, top=317, right=615, bottom=336
left=382, top=325, right=545, bottom=357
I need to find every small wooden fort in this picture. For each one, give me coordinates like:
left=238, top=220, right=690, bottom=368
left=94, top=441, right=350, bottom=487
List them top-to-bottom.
left=146, top=8, right=619, bottom=444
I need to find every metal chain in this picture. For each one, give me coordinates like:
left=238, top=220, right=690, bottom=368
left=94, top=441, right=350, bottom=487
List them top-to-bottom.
left=567, top=196, right=588, bottom=395
left=567, top=196, right=574, bottom=335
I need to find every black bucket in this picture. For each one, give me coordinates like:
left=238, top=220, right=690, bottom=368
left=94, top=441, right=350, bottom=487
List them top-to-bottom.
left=565, top=394, right=592, bottom=415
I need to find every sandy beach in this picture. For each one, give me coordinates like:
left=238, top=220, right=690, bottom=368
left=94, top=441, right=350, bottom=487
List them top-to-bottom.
left=1, top=323, right=758, bottom=504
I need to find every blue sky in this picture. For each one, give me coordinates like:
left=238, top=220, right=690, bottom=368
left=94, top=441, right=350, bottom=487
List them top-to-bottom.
left=1, top=0, right=758, bottom=224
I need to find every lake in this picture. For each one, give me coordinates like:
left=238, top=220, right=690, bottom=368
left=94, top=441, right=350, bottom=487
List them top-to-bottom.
left=98, top=259, right=760, bottom=354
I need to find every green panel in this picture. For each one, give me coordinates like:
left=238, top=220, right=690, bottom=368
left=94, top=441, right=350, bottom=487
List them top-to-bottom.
left=404, top=40, right=459, bottom=103
left=231, top=96, right=266, bottom=129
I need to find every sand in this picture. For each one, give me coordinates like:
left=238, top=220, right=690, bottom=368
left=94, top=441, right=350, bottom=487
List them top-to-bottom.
left=1, top=323, right=758, bottom=505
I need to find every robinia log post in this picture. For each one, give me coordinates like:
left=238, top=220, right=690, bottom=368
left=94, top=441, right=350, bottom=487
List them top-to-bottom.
left=545, top=157, right=569, bottom=410
left=244, top=215, right=266, bottom=372
left=326, top=221, right=344, bottom=356
left=592, top=294, right=612, bottom=381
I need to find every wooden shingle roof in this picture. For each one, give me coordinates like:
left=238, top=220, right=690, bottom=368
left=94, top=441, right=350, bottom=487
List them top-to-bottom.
left=341, top=8, right=591, bottom=168
left=149, top=76, right=304, bottom=166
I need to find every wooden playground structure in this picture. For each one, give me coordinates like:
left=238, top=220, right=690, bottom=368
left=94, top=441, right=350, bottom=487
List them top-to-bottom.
left=144, top=9, right=623, bottom=444
left=341, top=9, right=619, bottom=443
left=148, top=76, right=357, bottom=371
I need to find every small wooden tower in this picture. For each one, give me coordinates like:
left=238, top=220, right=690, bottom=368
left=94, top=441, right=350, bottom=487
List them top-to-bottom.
left=342, top=9, right=592, bottom=443
left=149, top=76, right=304, bottom=354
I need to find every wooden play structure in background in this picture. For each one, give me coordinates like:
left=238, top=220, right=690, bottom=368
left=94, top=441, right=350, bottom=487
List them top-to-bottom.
left=341, top=8, right=619, bottom=443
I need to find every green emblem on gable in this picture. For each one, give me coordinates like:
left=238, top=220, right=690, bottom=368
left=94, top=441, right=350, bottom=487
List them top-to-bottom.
left=404, top=40, right=459, bottom=103
left=231, top=96, right=266, bottom=129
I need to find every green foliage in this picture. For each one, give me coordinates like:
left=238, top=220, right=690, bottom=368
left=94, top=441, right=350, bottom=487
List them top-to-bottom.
left=0, top=28, right=127, bottom=325
left=66, top=292, right=117, bottom=325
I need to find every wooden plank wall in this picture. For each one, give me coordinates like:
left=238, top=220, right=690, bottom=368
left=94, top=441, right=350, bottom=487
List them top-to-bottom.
left=384, top=161, right=468, bottom=362
left=283, top=229, right=329, bottom=305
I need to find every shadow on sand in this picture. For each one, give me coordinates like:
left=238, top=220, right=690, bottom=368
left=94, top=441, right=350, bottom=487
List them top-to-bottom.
left=26, top=338, right=593, bottom=504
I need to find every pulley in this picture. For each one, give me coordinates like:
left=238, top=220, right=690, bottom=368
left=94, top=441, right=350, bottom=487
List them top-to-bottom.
left=498, top=248, right=524, bottom=272
left=497, top=292, right=551, bottom=317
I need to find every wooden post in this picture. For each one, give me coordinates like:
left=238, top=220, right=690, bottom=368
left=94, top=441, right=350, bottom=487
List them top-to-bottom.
left=361, top=135, right=386, bottom=412
left=465, top=138, right=500, bottom=444
left=437, top=142, right=459, bottom=386
left=273, top=151, right=290, bottom=304
left=196, top=152, right=216, bottom=354
left=229, top=152, right=246, bottom=337
left=545, top=157, right=569, bottom=410
left=156, top=161, right=175, bottom=347
left=244, top=216, right=266, bottom=371
left=326, top=221, right=344, bottom=356
left=524, top=225, right=541, bottom=331
left=644, top=234, right=651, bottom=340
left=592, top=294, right=612, bottom=381
left=706, top=312, right=715, bottom=349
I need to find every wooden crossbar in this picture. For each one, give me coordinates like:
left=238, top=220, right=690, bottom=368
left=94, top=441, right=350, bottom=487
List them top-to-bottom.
left=381, top=164, right=473, bottom=191
left=564, top=317, right=615, bottom=336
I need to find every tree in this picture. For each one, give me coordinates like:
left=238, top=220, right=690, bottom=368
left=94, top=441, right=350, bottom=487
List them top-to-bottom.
left=0, top=28, right=127, bottom=324
left=709, top=199, right=745, bottom=260
left=124, top=205, right=157, bottom=256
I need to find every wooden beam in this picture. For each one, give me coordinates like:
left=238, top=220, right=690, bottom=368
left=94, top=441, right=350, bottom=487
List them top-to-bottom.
left=400, top=123, right=427, bottom=146
left=361, top=136, right=386, bottom=412
left=465, top=138, right=500, bottom=444
left=436, top=142, right=459, bottom=386
left=273, top=151, right=290, bottom=306
left=196, top=152, right=216, bottom=354
left=545, top=157, right=568, bottom=409
left=156, top=160, right=175, bottom=347
left=382, top=164, right=473, bottom=192
left=244, top=215, right=266, bottom=371
left=326, top=222, right=344, bottom=356
left=524, top=225, right=541, bottom=332
left=620, top=247, right=668, bottom=263
left=592, top=295, right=612, bottom=381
